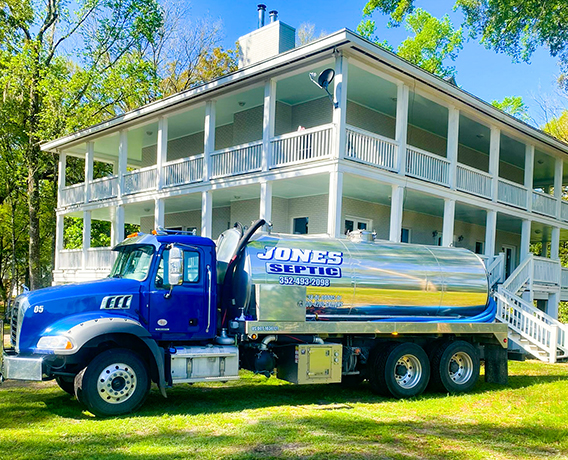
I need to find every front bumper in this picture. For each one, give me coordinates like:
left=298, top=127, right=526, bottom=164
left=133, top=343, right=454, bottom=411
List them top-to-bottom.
left=1, top=319, right=43, bottom=382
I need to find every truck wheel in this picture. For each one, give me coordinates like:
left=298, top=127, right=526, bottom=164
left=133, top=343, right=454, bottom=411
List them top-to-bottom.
left=429, top=341, right=480, bottom=393
left=369, top=342, right=430, bottom=398
left=75, top=349, right=150, bottom=417
left=55, top=376, right=76, bottom=395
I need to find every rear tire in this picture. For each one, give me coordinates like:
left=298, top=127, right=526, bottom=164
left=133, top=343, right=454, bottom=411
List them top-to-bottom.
left=429, top=340, right=480, bottom=393
left=369, top=342, right=430, bottom=398
left=74, top=348, right=150, bottom=417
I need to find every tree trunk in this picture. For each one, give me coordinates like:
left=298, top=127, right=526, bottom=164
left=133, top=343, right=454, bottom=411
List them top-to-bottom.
left=27, top=143, right=42, bottom=290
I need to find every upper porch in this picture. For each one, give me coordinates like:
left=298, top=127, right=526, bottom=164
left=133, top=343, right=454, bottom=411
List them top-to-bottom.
left=55, top=56, right=568, bottom=225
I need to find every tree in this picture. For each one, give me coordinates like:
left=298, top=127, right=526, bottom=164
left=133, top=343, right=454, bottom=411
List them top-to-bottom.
left=0, top=0, right=164, bottom=289
left=360, top=0, right=568, bottom=72
left=358, top=8, right=463, bottom=78
left=296, top=22, right=328, bottom=46
left=491, top=96, right=531, bottom=122
left=543, top=110, right=568, bottom=142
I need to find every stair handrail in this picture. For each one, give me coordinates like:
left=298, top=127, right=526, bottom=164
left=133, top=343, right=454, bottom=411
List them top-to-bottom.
left=486, top=253, right=505, bottom=288
left=502, top=254, right=533, bottom=295
left=496, top=287, right=568, bottom=363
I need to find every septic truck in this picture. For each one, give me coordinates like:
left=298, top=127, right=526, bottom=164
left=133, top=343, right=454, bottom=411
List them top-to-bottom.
left=1, top=219, right=508, bottom=416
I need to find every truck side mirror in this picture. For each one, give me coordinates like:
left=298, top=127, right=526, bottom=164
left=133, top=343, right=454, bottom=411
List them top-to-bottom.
left=168, top=246, right=184, bottom=287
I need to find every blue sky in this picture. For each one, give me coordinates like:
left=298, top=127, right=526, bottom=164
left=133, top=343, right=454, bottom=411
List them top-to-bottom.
left=189, top=0, right=562, bottom=126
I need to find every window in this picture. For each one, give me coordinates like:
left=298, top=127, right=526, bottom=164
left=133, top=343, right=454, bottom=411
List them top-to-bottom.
left=293, top=217, right=309, bottom=234
left=344, top=217, right=372, bottom=235
left=401, top=228, right=410, bottom=243
left=475, top=242, right=484, bottom=254
left=110, top=245, right=154, bottom=281
left=155, top=249, right=200, bottom=288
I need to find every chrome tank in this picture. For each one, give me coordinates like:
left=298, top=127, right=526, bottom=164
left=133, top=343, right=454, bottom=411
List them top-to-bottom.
left=226, top=232, right=489, bottom=320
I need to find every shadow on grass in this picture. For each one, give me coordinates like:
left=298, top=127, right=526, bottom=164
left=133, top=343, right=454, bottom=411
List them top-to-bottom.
left=1, top=364, right=568, bottom=429
left=0, top=408, right=565, bottom=459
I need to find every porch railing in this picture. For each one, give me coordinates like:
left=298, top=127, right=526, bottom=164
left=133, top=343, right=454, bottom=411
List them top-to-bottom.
left=271, top=124, right=333, bottom=168
left=345, top=125, right=398, bottom=172
left=211, top=141, right=262, bottom=178
left=405, top=145, right=450, bottom=187
left=163, top=154, right=204, bottom=187
left=456, top=163, right=492, bottom=199
left=123, top=166, right=157, bottom=195
left=90, top=176, right=118, bottom=201
left=497, top=178, right=527, bottom=209
left=60, top=183, right=85, bottom=207
left=532, top=190, right=557, bottom=217
left=561, top=201, right=568, bottom=222
left=86, top=248, right=115, bottom=269
left=58, top=249, right=82, bottom=269
left=484, top=253, right=505, bottom=288
left=533, top=256, right=561, bottom=285
left=562, top=267, right=568, bottom=290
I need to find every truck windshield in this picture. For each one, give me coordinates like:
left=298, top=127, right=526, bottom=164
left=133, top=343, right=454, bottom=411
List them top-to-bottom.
left=109, top=245, right=154, bottom=281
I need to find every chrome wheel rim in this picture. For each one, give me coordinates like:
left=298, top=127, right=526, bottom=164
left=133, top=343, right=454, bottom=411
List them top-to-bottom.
left=448, top=352, right=474, bottom=385
left=394, top=354, right=422, bottom=389
left=96, top=363, right=137, bottom=404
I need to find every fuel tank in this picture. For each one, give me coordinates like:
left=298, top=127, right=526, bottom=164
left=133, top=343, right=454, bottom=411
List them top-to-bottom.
left=219, top=230, right=489, bottom=321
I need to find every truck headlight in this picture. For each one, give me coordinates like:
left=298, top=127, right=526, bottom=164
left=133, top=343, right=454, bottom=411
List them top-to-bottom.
left=36, top=336, right=74, bottom=350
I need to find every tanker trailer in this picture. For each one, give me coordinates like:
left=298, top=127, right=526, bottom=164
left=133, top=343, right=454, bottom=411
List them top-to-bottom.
left=221, top=225, right=508, bottom=398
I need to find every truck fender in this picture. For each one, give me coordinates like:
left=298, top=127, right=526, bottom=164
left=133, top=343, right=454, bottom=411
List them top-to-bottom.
left=44, top=315, right=168, bottom=398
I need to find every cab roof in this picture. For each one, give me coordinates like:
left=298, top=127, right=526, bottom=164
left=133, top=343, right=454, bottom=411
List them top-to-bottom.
left=114, top=233, right=216, bottom=251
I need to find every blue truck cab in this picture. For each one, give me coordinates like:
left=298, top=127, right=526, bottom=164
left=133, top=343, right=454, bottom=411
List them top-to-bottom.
left=1, top=231, right=222, bottom=416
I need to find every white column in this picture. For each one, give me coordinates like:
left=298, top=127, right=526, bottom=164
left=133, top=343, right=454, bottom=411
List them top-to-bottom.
left=333, top=53, right=348, bottom=160
left=262, top=79, right=276, bottom=172
left=395, top=84, right=409, bottom=175
left=203, top=101, right=216, bottom=181
left=447, top=107, right=459, bottom=190
left=156, top=116, right=168, bottom=190
left=489, top=127, right=500, bottom=201
left=118, top=130, right=128, bottom=198
left=84, top=142, right=94, bottom=203
left=524, top=145, right=534, bottom=212
left=57, top=152, right=67, bottom=208
left=554, top=157, right=563, bottom=218
left=327, top=170, right=343, bottom=237
left=260, top=180, right=273, bottom=223
left=389, top=184, right=404, bottom=242
left=201, top=190, right=213, bottom=238
left=154, top=198, right=165, bottom=229
left=442, top=199, right=456, bottom=247
left=111, top=205, right=125, bottom=246
left=82, top=210, right=91, bottom=269
left=485, top=210, right=497, bottom=257
left=55, top=213, right=64, bottom=270
left=520, top=219, right=532, bottom=261
left=551, top=226, right=561, bottom=260
left=548, top=292, right=560, bottom=320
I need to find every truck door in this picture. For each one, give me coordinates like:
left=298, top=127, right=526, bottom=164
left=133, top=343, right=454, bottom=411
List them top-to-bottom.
left=148, top=246, right=212, bottom=340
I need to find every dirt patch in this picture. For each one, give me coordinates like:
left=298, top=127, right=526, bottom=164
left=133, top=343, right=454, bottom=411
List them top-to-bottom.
left=0, top=379, right=55, bottom=390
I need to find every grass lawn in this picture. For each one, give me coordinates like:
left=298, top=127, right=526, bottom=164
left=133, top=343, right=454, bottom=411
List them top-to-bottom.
left=0, top=360, right=567, bottom=460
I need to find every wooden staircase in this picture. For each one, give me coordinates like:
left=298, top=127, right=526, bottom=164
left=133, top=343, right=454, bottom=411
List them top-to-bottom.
left=493, top=256, right=568, bottom=363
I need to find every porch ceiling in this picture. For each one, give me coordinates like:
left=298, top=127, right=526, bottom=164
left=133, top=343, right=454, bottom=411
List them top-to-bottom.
left=272, top=174, right=329, bottom=199
left=342, top=174, right=392, bottom=206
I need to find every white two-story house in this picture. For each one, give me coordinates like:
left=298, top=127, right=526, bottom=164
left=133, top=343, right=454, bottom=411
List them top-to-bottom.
left=42, top=14, right=568, bottom=362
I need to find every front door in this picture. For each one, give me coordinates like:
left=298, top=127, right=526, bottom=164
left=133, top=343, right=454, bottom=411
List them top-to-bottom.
left=501, top=244, right=516, bottom=279
left=148, top=247, right=209, bottom=340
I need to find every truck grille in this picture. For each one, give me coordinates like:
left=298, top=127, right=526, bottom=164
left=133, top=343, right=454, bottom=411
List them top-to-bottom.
left=10, top=299, right=19, bottom=347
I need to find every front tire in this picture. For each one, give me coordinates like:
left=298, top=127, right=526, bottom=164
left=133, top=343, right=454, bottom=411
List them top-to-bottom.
left=429, top=340, right=480, bottom=393
left=369, top=342, right=430, bottom=398
left=74, top=348, right=150, bottom=416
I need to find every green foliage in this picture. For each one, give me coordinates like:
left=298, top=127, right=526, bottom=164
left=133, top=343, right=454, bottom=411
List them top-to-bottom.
left=361, top=0, right=568, bottom=74
left=358, top=7, right=463, bottom=78
left=491, top=96, right=531, bottom=122
left=543, top=110, right=568, bottom=143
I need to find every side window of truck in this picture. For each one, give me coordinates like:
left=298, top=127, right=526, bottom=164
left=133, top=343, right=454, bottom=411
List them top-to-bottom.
left=155, top=249, right=200, bottom=288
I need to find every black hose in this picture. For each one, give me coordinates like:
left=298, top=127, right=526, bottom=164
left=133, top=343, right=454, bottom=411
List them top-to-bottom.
left=220, top=219, right=266, bottom=326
